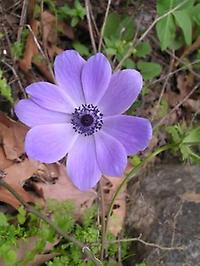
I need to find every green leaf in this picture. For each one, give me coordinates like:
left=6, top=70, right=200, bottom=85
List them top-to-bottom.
left=156, top=0, right=193, bottom=50
left=174, top=10, right=192, bottom=45
left=104, top=12, right=121, bottom=39
left=104, top=13, right=135, bottom=41
left=156, top=14, right=176, bottom=50
left=118, top=16, right=135, bottom=41
left=71, top=17, right=79, bottom=27
left=72, top=42, right=90, bottom=56
left=135, top=42, right=152, bottom=58
left=122, top=58, right=135, bottom=69
left=137, top=61, right=162, bottom=80
left=0, top=70, right=13, bottom=103
left=183, top=127, right=200, bottom=144
left=17, top=206, right=26, bottom=225
left=0, top=213, right=8, bottom=227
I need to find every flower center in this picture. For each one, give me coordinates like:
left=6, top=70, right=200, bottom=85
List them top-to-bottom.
left=71, top=104, right=103, bottom=136
left=80, top=114, right=94, bottom=127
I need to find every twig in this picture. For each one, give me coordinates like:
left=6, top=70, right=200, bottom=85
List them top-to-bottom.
left=17, top=0, right=29, bottom=42
left=85, top=0, right=97, bottom=53
left=98, top=0, right=112, bottom=52
left=115, top=0, right=189, bottom=71
left=136, top=0, right=189, bottom=45
left=114, top=8, right=144, bottom=71
left=26, top=24, right=55, bottom=83
left=151, top=52, right=175, bottom=121
left=148, top=58, right=200, bottom=87
left=1, top=60, right=26, bottom=98
left=154, top=82, right=200, bottom=129
left=0, top=177, right=102, bottom=266
left=99, top=179, right=106, bottom=261
left=171, top=204, right=183, bottom=246
left=108, top=234, right=186, bottom=251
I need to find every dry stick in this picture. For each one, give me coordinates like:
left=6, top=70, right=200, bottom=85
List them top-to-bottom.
left=17, top=0, right=29, bottom=42
left=85, top=0, right=97, bottom=53
left=98, top=0, right=112, bottom=52
left=115, top=0, right=190, bottom=70
left=136, top=0, right=189, bottom=45
left=0, top=5, right=26, bottom=97
left=114, top=13, right=143, bottom=71
left=26, top=24, right=55, bottom=83
left=165, top=48, right=200, bottom=80
left=151, top=52, right=175, bottom=121
left=149, top=58, right=200, bottom=87
left=1, top=60, right=26, bottom=99
left=154, top=82, right=200, bottom=129
left=0, top=178, right=102, bottom=266
left=99, top=179, right=106, bottom=261
left=108, top=234, right=186, bottom=251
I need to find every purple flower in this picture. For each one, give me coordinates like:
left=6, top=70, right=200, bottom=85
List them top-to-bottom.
left=15, top=50, right=152, bottom=191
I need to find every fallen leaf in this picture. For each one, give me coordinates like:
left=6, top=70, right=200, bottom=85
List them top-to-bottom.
left=19, top=19, right=40, bottom=72
left=0, top=113, right=27, bottom=160
left=0, top=159, right=39, bottom=208
left=35, top=164, right=97, bottom=215
left=102, top=175, right=126, bottom=236
left=15, top=236, right=60, bottom=265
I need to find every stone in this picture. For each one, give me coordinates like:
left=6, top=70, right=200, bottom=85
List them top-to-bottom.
left=126, top=164, right=200, bottom=266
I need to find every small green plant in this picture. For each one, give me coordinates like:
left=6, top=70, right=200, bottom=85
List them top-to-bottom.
left=58, top=0, right=86, bottom=27
left=156, top=0, right=200, bottom=50
left=103, top=12, right=162, bottom=80
left=11, top=28, right=29, bottom=59
left=0, top=70, right=13, bottom=103
left=167, top=123, right=200, bottom=163
left=0, top=201, right=129, bottom=265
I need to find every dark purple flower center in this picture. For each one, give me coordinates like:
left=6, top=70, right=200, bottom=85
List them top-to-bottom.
left=71, top=104, right=103, bottom=136
left=80, top=114, right=94, bottom=127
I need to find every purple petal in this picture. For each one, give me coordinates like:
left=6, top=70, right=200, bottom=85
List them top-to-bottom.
left=54, top=50, right=86, bottom=106
left=81, top=53, right=112, bottom=105
left=99, top=69, right=143, bottom=115
left=26, top=82, right=74, bottom=113
left=15, top=99, right=70, bottom=127
left=102, top=115, right=152, bottom=155
left=25, top=123, right=77, bottom=163
left=94, top=131, right=127, bottom=176
left=67, top=136, right=101, bottom=191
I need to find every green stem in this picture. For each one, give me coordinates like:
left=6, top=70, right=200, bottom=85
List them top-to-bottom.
left=105, top=144, right=174, bottom=238
left=0, top=178, right=102, bottom=266
left=99, top=179, right=106, bottom=261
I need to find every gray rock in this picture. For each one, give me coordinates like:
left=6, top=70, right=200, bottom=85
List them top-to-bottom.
left=126, top=164, right=200, bottom=266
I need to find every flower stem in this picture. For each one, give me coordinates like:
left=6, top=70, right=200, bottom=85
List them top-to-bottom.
left=104, top=144, right=175, bottom=240
left=0, top=177, right=102, bottom=266
left=99, top=179, right=106, bottom=261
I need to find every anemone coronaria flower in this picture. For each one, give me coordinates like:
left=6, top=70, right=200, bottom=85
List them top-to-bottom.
left=15, top=50, right=152, bottom=191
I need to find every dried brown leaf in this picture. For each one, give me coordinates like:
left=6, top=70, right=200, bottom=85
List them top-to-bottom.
left=19, top=20, right=39, bottom=72
left=0, top=113, right=27, bottom=161
left=0, top=159, right=39, bottom=208
left=35, top=164, right=97, bottom=214
left=102, top=175, right=126, bottom=236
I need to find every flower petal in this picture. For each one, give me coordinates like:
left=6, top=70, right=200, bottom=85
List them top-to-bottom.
left=54, top=50, right=86, bottom=106
left=81, top=53, right=112, bottom=105
left=99, top=69, right=143, bottom=115
left=26, top=82, right=74, bottom=113
left=15, top=99, right=70, bottom=127
left=102, top=115, right=152, bottom=155
left=25, top=124, right=77, bottom=163
left=95, top=131, right=127, bottom=176
left=67, top=136, right=101, bottom=191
